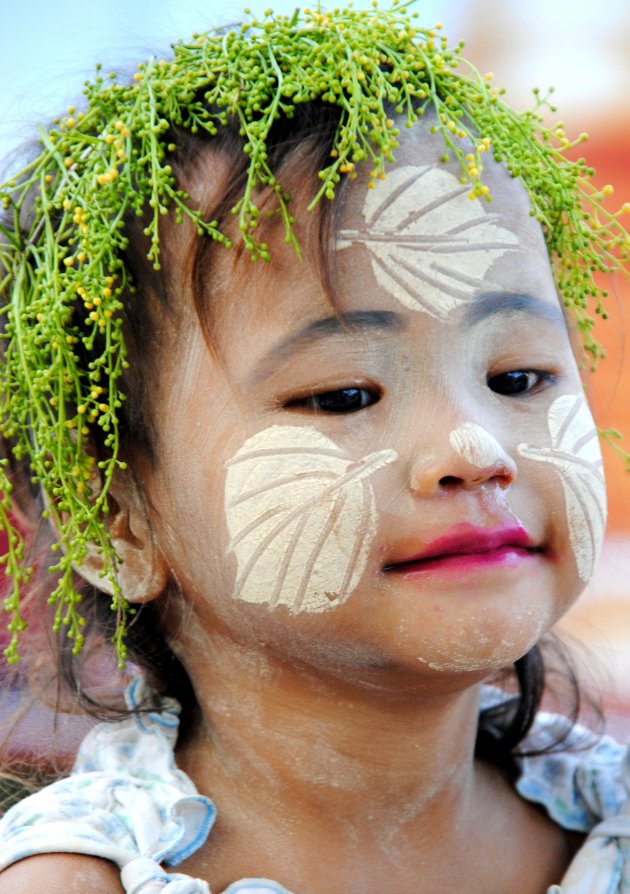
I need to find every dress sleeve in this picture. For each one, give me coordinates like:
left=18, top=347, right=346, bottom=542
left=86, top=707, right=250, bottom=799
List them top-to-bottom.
left=0, top=678, right=215, bottom=892
left=516, top=709, right=630, bottom=893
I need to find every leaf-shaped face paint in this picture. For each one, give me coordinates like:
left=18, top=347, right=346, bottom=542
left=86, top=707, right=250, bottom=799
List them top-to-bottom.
left=337, top=165, right=519, bottom=320
left=517, top=394, right=607, bottom=582
left=449, top=423, right=506, bottom=469
left=224, top=426, right=397, bottom=613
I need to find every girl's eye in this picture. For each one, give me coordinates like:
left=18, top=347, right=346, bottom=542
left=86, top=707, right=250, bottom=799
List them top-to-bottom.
left=487, top=369, right=551, bottom=396
left=290, top=387, right=380, bottom=414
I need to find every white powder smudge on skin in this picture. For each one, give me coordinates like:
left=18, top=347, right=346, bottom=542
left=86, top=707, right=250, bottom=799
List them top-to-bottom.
left=337, top=164, right=519, bottom=319
left=518, top=394, right=607, bottom=582
left=449, top=423, right=506, bottom=470
left=224, top=425, right=397, bottom=613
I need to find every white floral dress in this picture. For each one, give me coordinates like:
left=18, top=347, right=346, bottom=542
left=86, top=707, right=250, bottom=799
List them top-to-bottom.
left=1, top=678, right=629, bottom=894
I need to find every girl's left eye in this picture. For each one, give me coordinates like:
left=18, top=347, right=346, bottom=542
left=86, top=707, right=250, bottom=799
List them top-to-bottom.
left=487, top=369, right=552, bottom=396
left=288, top=387, right=380, bottom=414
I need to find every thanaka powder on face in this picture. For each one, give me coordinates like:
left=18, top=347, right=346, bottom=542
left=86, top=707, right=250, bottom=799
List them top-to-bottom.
left=337, top=164, right=519, bottom=319
left=518, top=394, right=607, bottom=582
left=449, top=423, right=508, bottom=471
left=224, top=425, right=397, bottom=612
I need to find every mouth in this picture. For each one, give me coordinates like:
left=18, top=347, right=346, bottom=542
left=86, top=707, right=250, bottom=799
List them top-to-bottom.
left=383, top=524, right=541, bottom=576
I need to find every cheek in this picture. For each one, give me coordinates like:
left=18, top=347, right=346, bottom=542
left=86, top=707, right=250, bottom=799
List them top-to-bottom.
left=518, top=393, right=607, bottom=583
left=224, top=424, right=397, bottom=613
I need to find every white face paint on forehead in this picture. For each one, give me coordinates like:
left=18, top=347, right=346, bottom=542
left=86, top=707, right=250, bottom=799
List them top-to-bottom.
left=337, top=164, right=519, bottom=320
left=518, top=394, right=607, bottom=583
left=449, top=423, right=507, bottom=470
left=224, top=425, right=397, bottom=613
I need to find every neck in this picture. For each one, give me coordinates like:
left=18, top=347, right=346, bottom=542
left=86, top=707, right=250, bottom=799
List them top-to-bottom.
left=170, top=628, right=572, bottom=894
left=176, top=630, right=486, bottom=826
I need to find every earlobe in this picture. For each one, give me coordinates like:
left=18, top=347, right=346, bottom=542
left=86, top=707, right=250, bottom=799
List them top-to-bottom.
left=77, top=470, right=169, bottom=604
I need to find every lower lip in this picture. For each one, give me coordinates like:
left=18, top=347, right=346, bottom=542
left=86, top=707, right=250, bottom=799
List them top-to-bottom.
left=390, top=546, right=535, bottom=578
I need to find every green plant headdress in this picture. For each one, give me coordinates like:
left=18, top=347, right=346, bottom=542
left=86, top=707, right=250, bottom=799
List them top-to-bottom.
left=1, top=1, right=628, bottom=666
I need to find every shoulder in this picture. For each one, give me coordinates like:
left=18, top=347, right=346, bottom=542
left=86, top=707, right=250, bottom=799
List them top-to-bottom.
left=516, top=710, right=630, bottom=832
left=0, top=853, right=124, bottom=893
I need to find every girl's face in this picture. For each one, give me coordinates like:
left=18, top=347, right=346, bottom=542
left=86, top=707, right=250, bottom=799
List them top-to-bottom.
left=137, top=124, right=605, bottom=684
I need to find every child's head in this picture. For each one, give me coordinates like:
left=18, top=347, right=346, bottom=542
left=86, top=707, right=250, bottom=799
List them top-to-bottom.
left=0, top=5, right=627, bottom=712
left=116, top=118, right=597, bottom=687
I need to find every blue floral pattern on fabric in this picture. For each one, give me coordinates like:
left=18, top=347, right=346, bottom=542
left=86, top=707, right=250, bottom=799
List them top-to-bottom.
left=1, top=681, right=629, bottom=892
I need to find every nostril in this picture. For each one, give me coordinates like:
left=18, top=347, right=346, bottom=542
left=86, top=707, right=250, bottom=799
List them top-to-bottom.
left=495, top=466, right=515, bottom=488
left=438, top=475, right=463, bottom=488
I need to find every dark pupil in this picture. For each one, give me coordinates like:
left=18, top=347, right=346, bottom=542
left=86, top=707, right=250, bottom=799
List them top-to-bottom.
left=494, top=371, right=530, bottom=394
left=317, top=389, right=364, bottom=412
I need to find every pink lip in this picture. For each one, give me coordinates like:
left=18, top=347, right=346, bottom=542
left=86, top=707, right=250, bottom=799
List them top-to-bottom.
left=384, top=524, right=538, bottom=576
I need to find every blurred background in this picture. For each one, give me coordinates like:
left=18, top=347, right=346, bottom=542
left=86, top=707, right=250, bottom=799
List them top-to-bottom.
left=0, top=0, right=629, bottom=744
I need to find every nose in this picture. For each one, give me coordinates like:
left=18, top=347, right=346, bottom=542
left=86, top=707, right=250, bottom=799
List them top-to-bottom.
left=408, top=421, right=517, bottom=498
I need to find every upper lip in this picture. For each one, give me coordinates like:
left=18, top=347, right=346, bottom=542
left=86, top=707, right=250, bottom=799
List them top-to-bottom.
left=384, top=524, right=536, bottom=569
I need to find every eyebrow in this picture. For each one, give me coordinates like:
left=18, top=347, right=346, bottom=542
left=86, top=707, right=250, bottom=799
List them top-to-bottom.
left=464, top=291, right=567, bottom=329
left=250, top=309, right=405, bottom=383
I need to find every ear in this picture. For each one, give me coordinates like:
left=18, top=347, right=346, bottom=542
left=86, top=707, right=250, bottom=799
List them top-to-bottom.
left=78, top=467, right=169, bottom=604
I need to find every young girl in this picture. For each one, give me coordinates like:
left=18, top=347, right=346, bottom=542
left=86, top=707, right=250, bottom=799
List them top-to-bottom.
left=0, top=5, right=628, bottom=893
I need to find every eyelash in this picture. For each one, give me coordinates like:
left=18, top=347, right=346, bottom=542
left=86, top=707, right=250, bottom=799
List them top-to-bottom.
left=487, top=369, right=555, bottom=396
left=286, top=387, right=381, bottom=414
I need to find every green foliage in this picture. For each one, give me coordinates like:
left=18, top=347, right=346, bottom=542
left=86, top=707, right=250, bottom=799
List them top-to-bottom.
left=0, top=1, right=628, bottom=665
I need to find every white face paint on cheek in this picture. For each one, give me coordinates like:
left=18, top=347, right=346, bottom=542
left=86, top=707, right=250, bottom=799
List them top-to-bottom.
left=337, top=164, right=519, bottom=320
left=517, top=394, right=607, bottom=582
left=449, top=422, right=506, bottom=469
left=224, top=425, right=397, bottom=613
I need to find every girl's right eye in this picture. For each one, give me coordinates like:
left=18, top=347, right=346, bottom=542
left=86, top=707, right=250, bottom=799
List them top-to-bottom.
left=288, top=387, right=381, bottom=414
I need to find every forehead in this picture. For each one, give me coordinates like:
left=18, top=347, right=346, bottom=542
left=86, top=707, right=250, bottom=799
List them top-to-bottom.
left=206, top=120, right=557, bottom=345
left=340, top=122, right=542, bottom=248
